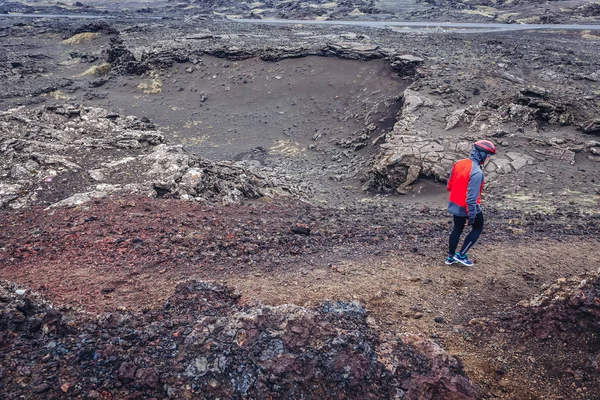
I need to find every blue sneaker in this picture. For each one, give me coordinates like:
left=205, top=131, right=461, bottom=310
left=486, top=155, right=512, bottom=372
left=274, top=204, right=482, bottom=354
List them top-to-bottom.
left=454, top=253, right=473, bottom=266
left=445, top=256, right=457, bottom=265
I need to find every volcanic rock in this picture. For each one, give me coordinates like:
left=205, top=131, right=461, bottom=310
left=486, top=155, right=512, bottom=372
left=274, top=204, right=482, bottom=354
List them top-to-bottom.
left=73, top=21, right=119, bottom=36
left=106, top=37, right=148, bottom=75
left=390, top=54, right=424, bottom=74
left=0, top=105, right=298, bottom=208
left=581, top=119, right=600, bottom=135
left=510, top=268, right=600, bottom=340
left=0, top=279, right=479, bottom=399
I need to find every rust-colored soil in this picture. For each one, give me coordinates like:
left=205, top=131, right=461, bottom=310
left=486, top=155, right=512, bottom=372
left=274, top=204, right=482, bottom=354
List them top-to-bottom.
left=1, top=196, right=599, bottom=398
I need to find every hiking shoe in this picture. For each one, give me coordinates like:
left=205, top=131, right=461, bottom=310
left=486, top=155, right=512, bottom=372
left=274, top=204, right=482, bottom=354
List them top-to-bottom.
left=454, top=253, right=473, bottom=266
left=445, top=256, right=457, bottom=265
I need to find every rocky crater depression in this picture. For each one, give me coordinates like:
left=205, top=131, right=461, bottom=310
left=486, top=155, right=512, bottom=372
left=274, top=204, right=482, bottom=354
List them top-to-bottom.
left=1, top=8, right=600, bottom=400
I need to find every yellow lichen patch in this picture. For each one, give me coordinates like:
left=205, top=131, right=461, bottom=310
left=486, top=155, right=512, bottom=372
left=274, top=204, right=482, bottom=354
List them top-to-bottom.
left=249, top=2, right=264, bottom=8
left=307, top=2, right=337, bottom=9
left=320, top=2, right=338, bottom=9
left=478, top=5, right=498, bottom=13
left=349, top=8, right=365, bottom=16
left=461, top=8, right=495, bottom=18
left=497, top=12, right=520, bottom=21
left=516, top=16, right=541, bottom=24
left=581, top=30, right=600, bottom=40
left=63, top=32, right=100, bottom=45
left=59, top=58, right=82, bottom=67
left=77, top=62, right=112, bottom=77
left=137, top=72, right=162, bottom=94
left=483, top=77, right=500, bottom=88
left=40, top=90, right=71, bottom=100
left=183, top=120, right=203, bottom=129
left=180, top=134, right=212, bottom=146
left=270, top=140, right=305, bottom=157
left=503, top=190, right=600, bottom=215
left=506, top=193, right=534, bottom=202
left=360, top=196, right=390, bottom=204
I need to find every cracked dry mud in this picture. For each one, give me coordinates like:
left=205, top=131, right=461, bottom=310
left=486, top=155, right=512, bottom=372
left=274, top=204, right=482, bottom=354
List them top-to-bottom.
left=1, top=4, right=600, bottom=400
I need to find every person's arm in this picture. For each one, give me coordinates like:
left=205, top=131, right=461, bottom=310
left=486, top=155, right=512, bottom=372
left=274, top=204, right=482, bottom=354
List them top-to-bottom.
left=446, top=167, right=454, bottom=192
left=466, top=168, right=483, bottom=223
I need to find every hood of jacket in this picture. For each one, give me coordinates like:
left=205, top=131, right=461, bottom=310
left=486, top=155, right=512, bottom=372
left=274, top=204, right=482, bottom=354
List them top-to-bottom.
left=468, top=147, right=489, bottom=165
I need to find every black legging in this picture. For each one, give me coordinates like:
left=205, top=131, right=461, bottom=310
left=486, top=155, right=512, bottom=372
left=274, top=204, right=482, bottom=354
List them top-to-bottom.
left=449, top=212, right=484, bottom=256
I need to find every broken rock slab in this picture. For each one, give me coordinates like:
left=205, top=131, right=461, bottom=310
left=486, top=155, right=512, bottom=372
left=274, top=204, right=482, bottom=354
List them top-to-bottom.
left=323, top=42, right=386, bottom=60
left=390, top=54, right=424, bottom=74
left=580, top=119, right=600, bottom=135
left=367, top=134, right=529, bottom=193
left=535, top=147, right=576, bottom=164
left=505, top=152, right=535, bottom=171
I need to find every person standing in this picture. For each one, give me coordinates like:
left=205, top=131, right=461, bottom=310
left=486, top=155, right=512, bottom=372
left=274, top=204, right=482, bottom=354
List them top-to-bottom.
left=445, top=140, right=496, bottom=266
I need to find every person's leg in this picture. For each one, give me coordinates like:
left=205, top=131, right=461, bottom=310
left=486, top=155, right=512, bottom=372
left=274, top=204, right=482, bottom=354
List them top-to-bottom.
left=458, top=212, right=484, bottom=256
left=449, top=215, right=467, bottom=257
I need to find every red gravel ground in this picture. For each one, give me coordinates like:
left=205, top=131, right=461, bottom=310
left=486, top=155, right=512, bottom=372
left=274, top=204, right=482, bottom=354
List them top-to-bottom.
left=2, top=195, right=600, bottom=398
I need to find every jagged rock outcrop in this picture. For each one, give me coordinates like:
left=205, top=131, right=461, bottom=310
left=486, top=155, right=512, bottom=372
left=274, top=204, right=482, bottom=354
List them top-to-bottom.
left=72, top=21, right=119, bottom=36
left=106, top=37, right=148, bottom=75
left=133, top=41, right=392, bottom=66
left=322, top=42, right=387, bottom=60
left=390, top=54, right=424, bottom=75
left=365, top=83, right=595, bottom=193
left=439, top=85, right=575, bottom=134
left=0, top=105, right=297, bottom=209
left=580, top=119, right=600, bottom=135
left=468, top=268, right=600, bottom=345
left=509, top=268, right=600, bottom=340
left=466, top=269, right=600, bottom=391
left=0, top=279, right=479, bottom=399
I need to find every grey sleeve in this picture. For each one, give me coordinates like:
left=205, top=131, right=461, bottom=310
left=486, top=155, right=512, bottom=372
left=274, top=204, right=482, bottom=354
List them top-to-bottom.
left=466, top=169, right=483, bottom=219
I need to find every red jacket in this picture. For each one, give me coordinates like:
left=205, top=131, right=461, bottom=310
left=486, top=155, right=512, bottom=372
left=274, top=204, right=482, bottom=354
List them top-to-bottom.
left=447, top=158, right=484, bottom=218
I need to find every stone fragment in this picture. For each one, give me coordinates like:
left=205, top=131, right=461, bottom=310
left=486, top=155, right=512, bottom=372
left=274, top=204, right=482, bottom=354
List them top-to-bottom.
left=521, top=85, right=548, bottom=98
left=580, top=119, right=600, bottom=134
left=10, top=164, right=32, bottom=180
left=117, top=361, right=137, bottom=383
left=135, top=368, right=159, bottom=389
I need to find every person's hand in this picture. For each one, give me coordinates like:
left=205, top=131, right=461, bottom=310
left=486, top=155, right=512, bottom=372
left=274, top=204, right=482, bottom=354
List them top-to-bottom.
left=468, top=217, right=475, bottom=226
